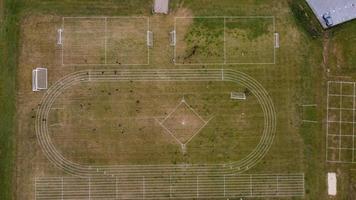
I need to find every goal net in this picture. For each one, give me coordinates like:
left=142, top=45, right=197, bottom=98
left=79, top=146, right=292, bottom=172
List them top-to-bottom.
left=57, top=28, right=63, bottom=45
left=170, top=30, right=176, bottom=46
left=147, top=31, right=153, bottom=47
left=32, top=68, right=48, bottom=91
left=230, top=92, right=246, bottom=100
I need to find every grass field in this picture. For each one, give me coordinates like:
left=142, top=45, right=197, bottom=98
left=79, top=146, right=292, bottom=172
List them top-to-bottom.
left=4, top=0, right=356, bottom=199
left=0, top=1, right=21, bottom=200
left=62, top=17, right=149, bottom=65
left=174, top=17, right=275, bottom=64
left=48, top=79, right=264, bottom=165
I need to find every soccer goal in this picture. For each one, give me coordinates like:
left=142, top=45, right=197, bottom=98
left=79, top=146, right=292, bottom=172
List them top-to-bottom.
left=57, top=28, right=63, bottom=45
left=170, top=30, right=176, bottom=46
left=147, top=31, right=153, bottom=47
left=274, top=32, right=279, bottom=48
left=32, top=68, right=48, bottom=91
left=230, top=92, right=246, bottom=100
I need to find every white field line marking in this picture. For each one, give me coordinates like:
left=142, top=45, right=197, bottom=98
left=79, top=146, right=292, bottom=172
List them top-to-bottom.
left=63, top=16, right=148, bottom=19
left=174, top=16, right=275, bottom=65
left=175, top=16, right=274, bottom=19
left=273, top=16, right=276, bottom=64
left=61, top=17, right=64, bottom=66
left=104, top=17, right=107, bottom=64
left=147, top=17, right=150, bottom=65
left=173, top=17, right=177, bottom=63
left=223, top=17, right=226, bottom=64
left=175, top=62, right=276, bottom=65
left=63, top=63, right=150, bottom=66
left=329, top=80, right=356, bottom=84
left=326, top=81, right=331, bottom=161
left=353, top=82, right=355, bottom=162
left=339, top=83, right=343, bottom=161
left=328, top=94, right=356, bottom=97
left=161, top=100, right=184, bottom=123
left=182, top=100, right=207, bottom=124
left=329, top=107, right=356, bottom=111
left=184, top=117, right=214, bottom=145
left=155, top=118, right=183, bottom=146
left=302, top=120, right=318, bottom=123
left=328, top=120, right=356, bottom=124
left=328, top=134, right=355, bottom=137
left=328, top=147, right=354, bottom=150
left=302, top=173, right=305, bottom=197
left=250, top=174, right=253, bottom=196
left=169, top=175, right=172, bottom=199
left=196, top=175, right=199, bottom=198
left=223, top=175, right=226, bottom=197
left=276, top=175, right=279, bottom=194
left=143, top=176, right=145, bottom=200
left=34, top=177, right=37, bottom=200
left=61, top=177, right=63, bottom=200
left=89, top=177, right=91, bottom=200
left=115, top=177, right=118, bottom=199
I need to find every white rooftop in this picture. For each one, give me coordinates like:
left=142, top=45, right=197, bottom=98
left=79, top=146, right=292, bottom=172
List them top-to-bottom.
left=154, top=0, right=169, bottom=14
left=306, top=0, right=356, bottom=28
left=327, top=172, right=337, bottom=196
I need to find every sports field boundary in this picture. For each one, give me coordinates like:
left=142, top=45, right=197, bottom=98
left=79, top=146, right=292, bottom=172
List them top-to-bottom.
left=61, top=16, right=150, bottom=66
left=173, top=16, right=276, bottom=65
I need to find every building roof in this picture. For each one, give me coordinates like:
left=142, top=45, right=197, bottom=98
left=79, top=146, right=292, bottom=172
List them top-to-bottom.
left=154, top=0, right=169, bottom=14
left=306, top=0, right=356, bottom=28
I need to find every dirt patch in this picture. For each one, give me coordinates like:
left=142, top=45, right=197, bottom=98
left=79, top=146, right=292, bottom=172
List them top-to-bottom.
left=322, top=31, right=330, bottom=70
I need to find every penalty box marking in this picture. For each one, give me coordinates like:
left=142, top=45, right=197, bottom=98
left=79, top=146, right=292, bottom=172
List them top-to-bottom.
left=61, top=16, right=150, bottom=66
left=174, top=16, right=276, bottom=65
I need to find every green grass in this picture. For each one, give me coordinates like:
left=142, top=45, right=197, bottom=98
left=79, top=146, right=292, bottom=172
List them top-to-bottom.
left=0, top=0, right=22, bottom=199
left=2, top=0, right=349, bottom=199
left=182, top=18, right=224, bottom=62
left=225, top=18, right=271, bottom=40
left=328, top=21, right=356, bottom=74
left=50, top=80, right=263, bottom=165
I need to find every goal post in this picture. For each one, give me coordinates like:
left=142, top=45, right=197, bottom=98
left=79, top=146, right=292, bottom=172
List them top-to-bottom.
left=57, top=28, right=63, bottom=45
left=170, top=30, right=176, bottom=46
left=147, top=31, right=153, bottom=47
left=274, top=32, right=279, bottom=48
left=32, top=68, right=48, bottom=91
left=230, top=92, right=246, bottom=100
